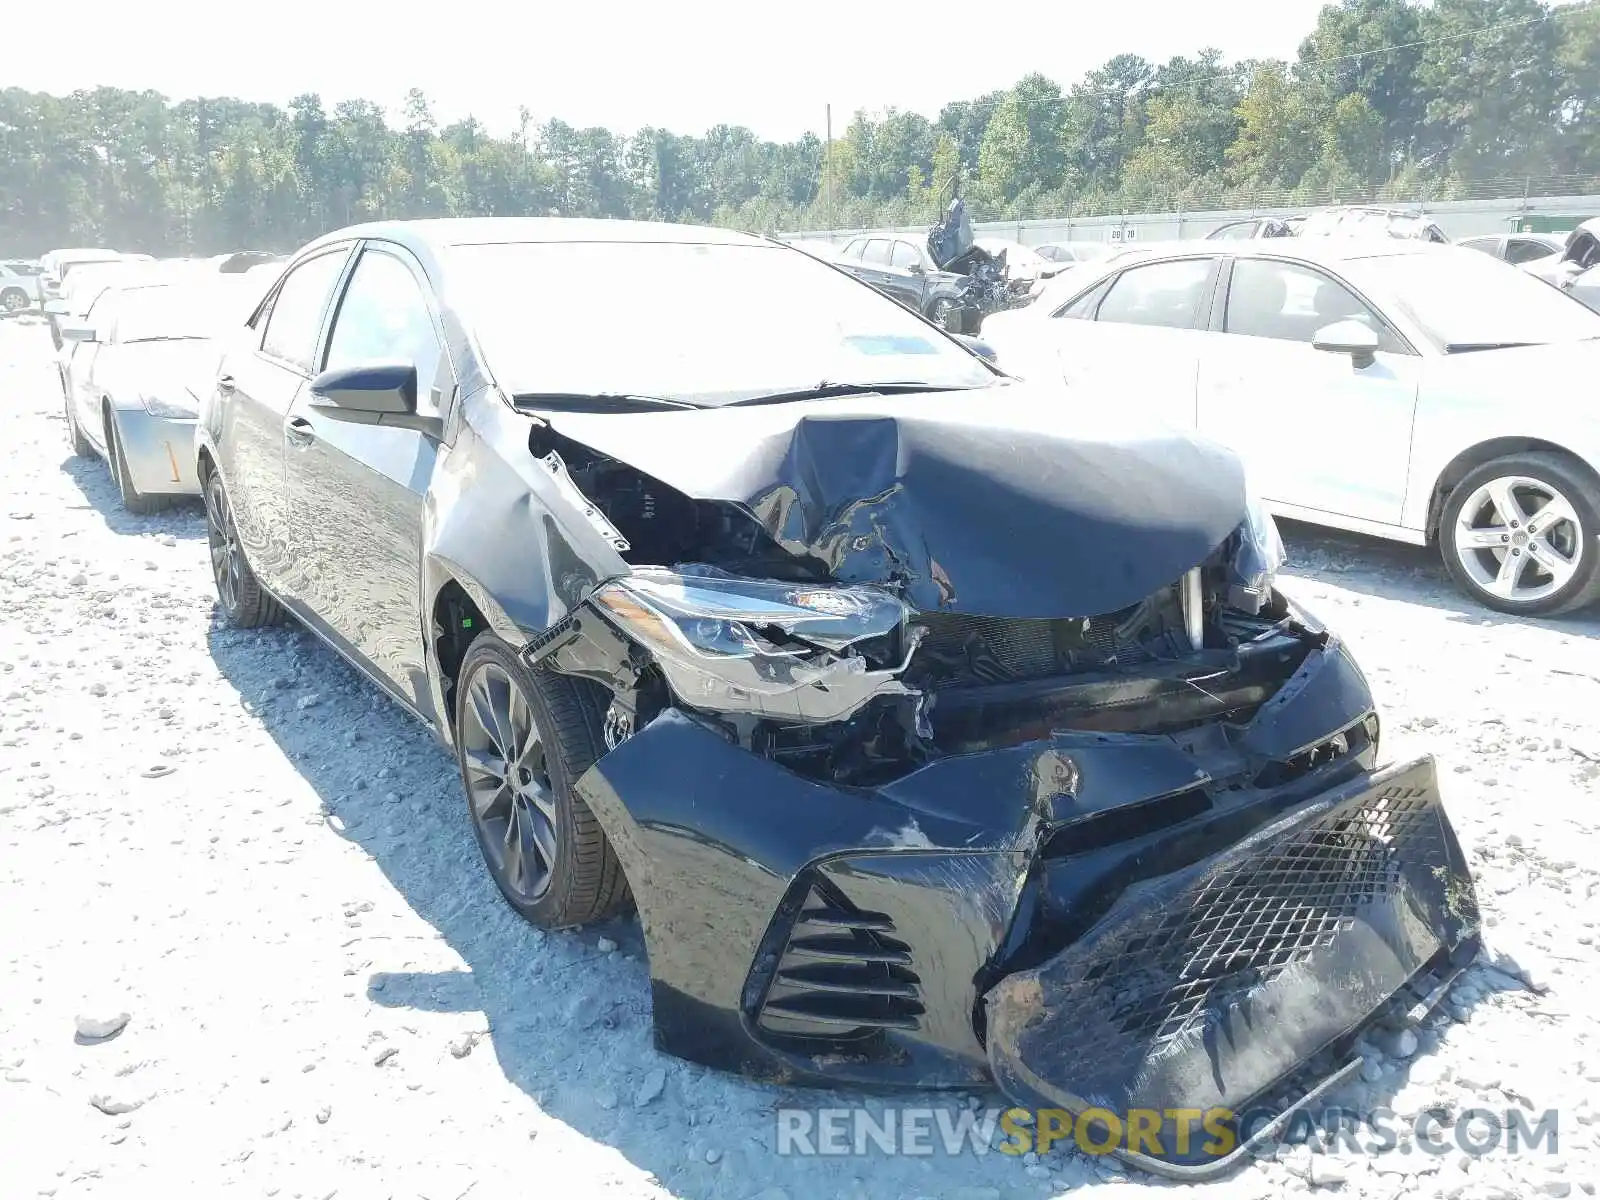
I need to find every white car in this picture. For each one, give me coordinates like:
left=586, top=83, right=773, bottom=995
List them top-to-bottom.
left=1520, top=219, right=1600, bottom=314
left=980, top=240, right=1600, bottom=615
left=1, top=263, right=41, bottom=313
left=57, top=273, right=272, bottom=513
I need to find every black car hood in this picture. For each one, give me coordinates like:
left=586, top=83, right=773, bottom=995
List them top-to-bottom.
left=540, top=385, right=1248, bottom=618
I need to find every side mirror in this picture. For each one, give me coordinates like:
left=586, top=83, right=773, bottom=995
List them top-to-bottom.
left=905, top=261, right=925, bottom=275
left=1311, top=320, right=1381, bottom=368
left=58, top=323, right=97, bottom=343
left=953, top=333, right=998, bottom=363
left=308, top=361, right=442, bottom=439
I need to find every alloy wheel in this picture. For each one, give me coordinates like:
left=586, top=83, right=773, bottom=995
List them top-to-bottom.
left=1, top=291, right=26, bottom=313
left=1451, top=474, right=1584, bottom=605
left=204, top=478, right=244, bottom=613
left=460, top=662, right=558, bottom=903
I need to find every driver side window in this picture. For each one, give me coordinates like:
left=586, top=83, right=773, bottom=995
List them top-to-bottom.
left=322, top=248, right=448, bottom=413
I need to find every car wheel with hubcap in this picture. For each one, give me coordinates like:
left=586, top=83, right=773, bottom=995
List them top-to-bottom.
left=1, top=288, right=28, bottom=314
left=927, top=297, right=958, bottom=331
left=105, top=409, right=170, bottom=516
left=1440, top=451, right=1600, bottom=616
left=203, top=469, right=285, bottom=627
left=454, top=634, right=630, bottom=929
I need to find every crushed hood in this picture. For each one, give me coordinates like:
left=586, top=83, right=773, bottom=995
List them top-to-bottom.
left=539, top=386, right=1248, bottom=619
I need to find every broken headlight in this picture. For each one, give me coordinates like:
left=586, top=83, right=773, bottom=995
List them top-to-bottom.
left=1227, top=487, right=1287, bottom=614
left=591, top=566, right=922, bottom=724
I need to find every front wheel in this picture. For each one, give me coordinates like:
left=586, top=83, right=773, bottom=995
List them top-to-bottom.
left=1, top=288, right=27, bottom=314
left=926, top=297, right=959, bottom=332
left=63, top=392, right=92, bottom=457
left=1440, top=452, right=1600, bottom=616
left=203, top=469, right=285, bottom=627
left=454, top=634, right=630, bottom=929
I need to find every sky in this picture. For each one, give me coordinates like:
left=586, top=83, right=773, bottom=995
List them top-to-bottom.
left=12, top=0, right=1335, bottom=142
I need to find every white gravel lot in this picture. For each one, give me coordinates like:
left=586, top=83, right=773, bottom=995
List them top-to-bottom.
left=3, top=314, right=1600, bottom=1200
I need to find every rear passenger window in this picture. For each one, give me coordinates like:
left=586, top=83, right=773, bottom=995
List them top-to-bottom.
left=261, top=250, right=350, bottom=372
left=1094, top=259, right=1214, bottom=329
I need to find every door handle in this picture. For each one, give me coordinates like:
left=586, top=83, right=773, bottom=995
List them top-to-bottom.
left=216, top=374, right=236, bottom=393
left=285, top=416, right=315, bottom=445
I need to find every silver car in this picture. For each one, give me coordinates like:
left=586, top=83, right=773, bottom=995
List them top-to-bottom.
left=58, top=273, right=270, bottom=513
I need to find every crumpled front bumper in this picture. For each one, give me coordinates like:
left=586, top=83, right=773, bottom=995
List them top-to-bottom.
left=567, top=636, right=1479, bottom=1175
left=986, top=753, right=1480, bottom=1176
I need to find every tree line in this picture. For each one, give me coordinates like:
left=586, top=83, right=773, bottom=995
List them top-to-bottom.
left=2, top=0, right=1597, bottom=256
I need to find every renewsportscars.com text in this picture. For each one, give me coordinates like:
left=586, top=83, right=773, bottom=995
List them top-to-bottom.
left=775, top=1105, right=1560, bottom=1161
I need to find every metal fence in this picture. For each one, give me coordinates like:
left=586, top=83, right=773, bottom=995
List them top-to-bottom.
left=783, top=186, right=1600, bottom=250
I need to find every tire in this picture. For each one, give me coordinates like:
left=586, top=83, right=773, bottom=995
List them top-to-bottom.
left=0, top=288, right=27, bottom=314
left=926, top=297, right=958, bottom=332
left=63, top=391, right=93, bottom=457
left=105, top=409, right=170, bottom=516
left=1439, top=451, right=1600, bottom=616
left=203, top=469, right=285, bottom=628
left=454, top=633, right=630, bottom=929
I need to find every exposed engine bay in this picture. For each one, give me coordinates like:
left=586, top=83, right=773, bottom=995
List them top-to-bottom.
left=528, top=414, right=1314, bottom=789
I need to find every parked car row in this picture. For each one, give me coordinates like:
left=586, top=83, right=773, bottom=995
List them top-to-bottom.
left=45, top=217, right=1480, bottom=1182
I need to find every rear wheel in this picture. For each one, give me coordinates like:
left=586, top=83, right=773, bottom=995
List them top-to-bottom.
left=105, top=409, right=170, bottom=515
left=1440, top=452, right=1600, bottom=616
left=203, top=469, right=285, bottom=627
left=454, top=633, right=630, bottom=929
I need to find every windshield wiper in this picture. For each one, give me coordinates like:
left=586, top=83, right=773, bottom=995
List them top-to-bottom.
left=125, top=335, right=209, bottom=344
left=1443, top=341, right=1541, bottom=354
left=724, top=381, right=979, bottom=408
left=512, top=392, right=698, bottom=412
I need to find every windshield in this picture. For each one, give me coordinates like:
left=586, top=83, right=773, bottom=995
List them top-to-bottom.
left=446, top=240, right=997, bottom=406
left=1343, top=249, right=1600, bottom=350
left=115, top=280, right=249, bottom=343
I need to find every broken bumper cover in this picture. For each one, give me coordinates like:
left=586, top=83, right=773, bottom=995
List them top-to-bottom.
left=567, top=639, right=1479, bottom=1175
left=986, top=754, right=1480, bottom=1176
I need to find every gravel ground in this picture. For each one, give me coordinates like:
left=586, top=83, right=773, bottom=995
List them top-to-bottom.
left=3, top=313, right=1600, bottom=1200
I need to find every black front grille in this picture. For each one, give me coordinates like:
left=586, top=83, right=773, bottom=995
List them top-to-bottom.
left=911, top=588, right=1187, bottom=686
left=1052, top=780, right=1445, bottom=1050
left=755, top=878, right=925, bottom=1038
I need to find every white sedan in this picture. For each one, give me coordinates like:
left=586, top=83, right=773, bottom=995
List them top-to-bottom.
left=980, top=240, right=1600, bottom=615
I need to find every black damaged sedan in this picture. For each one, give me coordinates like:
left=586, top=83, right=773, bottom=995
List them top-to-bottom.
left=195, top=218, right=1480, bottom=1177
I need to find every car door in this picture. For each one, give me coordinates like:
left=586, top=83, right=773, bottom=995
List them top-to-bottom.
left=888, top=240, right=932, bottom=307
left=283, top=241, right=451, bottom=715
left=215, top=245, right=353, bottom=599
left=1042, top=255, right=1220, bottom=432
left=1195, top=255, right=1420, bottom=525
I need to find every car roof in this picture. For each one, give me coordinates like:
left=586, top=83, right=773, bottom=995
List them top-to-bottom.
left=304, top=217, right=769, bottom=255
left=1100, top=237, right=1444, bottom=265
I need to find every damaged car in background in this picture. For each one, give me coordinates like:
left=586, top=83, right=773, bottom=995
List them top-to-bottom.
left=197, top=217, right=1481, bottom=1178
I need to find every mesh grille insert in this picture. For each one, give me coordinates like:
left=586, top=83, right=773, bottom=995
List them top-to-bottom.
left=1052, top=782, right=1443, bottom=1049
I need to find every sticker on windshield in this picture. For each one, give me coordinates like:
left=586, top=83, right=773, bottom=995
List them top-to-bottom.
left=842, top=334, right=939, bottom=356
